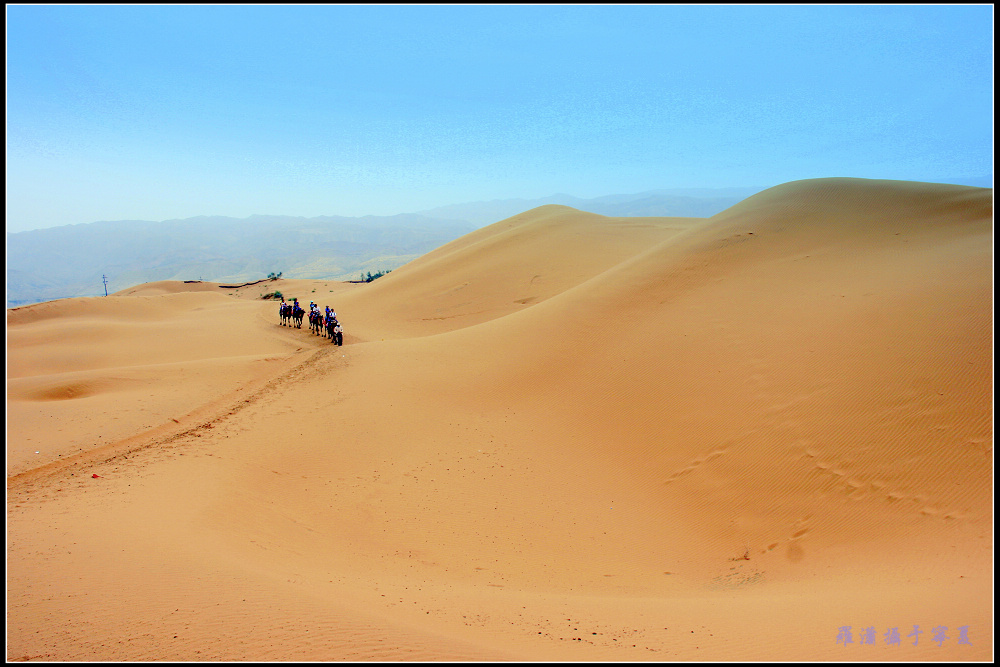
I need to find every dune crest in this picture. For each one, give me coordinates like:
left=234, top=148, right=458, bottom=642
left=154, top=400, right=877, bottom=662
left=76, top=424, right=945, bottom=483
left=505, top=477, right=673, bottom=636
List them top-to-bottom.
left=334, top=204, right=703, bottom=339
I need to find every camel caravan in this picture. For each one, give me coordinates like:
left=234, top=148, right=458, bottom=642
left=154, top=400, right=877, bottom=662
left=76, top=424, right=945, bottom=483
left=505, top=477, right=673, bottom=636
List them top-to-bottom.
left=279, top=298, right=343, bottom=345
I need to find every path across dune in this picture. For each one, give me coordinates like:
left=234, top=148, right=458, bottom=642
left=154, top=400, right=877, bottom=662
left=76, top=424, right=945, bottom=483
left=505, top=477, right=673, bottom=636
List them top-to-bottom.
left=7, top=178, right=993, bottom=661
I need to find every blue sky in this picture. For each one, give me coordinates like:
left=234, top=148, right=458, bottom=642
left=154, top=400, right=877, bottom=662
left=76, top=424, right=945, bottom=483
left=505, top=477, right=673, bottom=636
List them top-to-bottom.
left=6, top=4, right=994, bottom=233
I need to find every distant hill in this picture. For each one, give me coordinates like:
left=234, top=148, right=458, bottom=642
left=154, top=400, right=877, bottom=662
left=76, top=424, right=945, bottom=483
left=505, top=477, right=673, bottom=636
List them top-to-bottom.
left=5, top=187, right=769, bottom=308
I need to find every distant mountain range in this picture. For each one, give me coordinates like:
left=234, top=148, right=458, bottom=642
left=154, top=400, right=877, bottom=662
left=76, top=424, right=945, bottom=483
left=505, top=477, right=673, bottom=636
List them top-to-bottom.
left=5, top=186, right=765, bottom=308
left=6, top=214, right=474, bottom=308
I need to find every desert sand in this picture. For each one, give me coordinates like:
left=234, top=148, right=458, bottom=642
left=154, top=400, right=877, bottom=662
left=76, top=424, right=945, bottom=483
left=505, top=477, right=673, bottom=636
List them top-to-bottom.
left=6, top=177, right=993, bottom=661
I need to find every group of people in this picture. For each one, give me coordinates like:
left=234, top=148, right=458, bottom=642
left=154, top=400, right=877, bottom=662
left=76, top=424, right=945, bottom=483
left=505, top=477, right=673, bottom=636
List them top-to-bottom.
left=279, top=298, right=343, bottom=345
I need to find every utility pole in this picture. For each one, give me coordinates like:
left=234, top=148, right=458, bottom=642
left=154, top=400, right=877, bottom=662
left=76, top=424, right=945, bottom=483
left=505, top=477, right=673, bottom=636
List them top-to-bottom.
left=102, top=274, right=109, bottom=296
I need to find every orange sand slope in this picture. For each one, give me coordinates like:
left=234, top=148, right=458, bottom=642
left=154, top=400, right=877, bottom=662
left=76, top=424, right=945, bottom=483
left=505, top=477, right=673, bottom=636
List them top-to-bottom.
left=7, top=178, right=993, bottom=661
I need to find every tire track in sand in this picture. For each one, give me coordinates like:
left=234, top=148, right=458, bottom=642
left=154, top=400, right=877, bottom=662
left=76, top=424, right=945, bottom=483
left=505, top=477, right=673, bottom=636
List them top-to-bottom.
left=7, top=321, right=340, bottom=497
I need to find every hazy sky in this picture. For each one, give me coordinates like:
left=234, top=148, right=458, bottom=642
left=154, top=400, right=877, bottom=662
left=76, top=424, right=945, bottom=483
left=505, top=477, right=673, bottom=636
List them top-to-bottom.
left=6, top=4, right=994, bottom=233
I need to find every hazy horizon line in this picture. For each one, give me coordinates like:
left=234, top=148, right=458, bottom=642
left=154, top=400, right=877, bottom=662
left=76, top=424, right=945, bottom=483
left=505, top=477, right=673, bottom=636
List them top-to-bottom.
left=6, top=175, right=992, bottom=234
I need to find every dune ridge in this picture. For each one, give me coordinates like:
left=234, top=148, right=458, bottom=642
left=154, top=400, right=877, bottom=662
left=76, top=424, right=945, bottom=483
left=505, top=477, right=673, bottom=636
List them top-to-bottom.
left=7, top=178, right=992, bottom=661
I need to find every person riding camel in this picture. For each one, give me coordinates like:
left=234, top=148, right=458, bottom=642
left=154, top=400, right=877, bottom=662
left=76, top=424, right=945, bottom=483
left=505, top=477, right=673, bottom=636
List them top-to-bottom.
left=333, top=318, right=344, bottom=345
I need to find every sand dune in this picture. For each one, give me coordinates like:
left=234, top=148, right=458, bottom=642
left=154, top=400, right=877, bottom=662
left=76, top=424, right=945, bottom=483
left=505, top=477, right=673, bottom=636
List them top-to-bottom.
left=6, top=178, right=992, bottom=661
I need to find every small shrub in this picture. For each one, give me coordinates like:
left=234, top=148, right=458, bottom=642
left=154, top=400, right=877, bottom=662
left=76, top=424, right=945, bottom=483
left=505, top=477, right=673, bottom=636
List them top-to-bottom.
left=360, top=269, right=393, bottom=283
